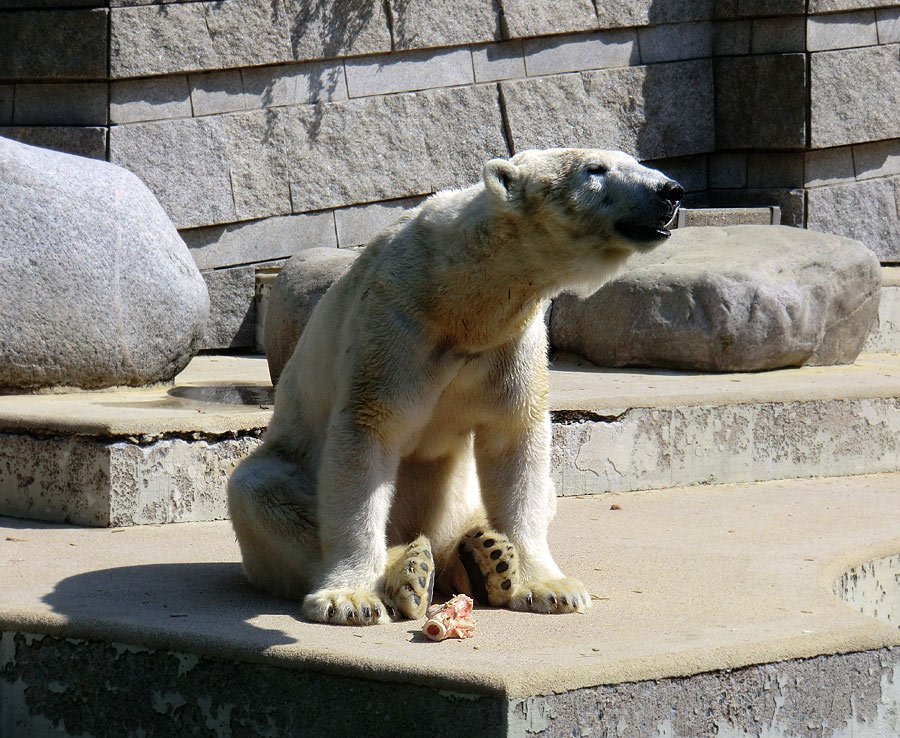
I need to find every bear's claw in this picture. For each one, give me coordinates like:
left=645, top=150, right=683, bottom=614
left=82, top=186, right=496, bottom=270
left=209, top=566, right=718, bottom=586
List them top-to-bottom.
left=508, top=577, right=591, bottom=614
left=302, top=589, right=392, bottom=625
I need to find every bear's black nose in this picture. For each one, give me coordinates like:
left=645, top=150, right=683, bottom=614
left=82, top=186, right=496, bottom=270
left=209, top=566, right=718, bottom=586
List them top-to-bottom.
left=659, top=179, right=684, bottom=205
left=659, top=180, right=684, bottom=206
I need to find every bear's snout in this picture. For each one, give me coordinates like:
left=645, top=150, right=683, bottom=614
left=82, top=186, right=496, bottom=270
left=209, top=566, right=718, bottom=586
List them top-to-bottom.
left=658, top=180, right=684, bottom=209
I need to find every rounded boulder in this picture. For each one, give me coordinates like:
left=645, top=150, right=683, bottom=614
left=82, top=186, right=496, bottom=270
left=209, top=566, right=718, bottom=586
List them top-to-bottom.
left=0, top=137, right=209, bottom=391
left=550, top=225, right=882, bottom=372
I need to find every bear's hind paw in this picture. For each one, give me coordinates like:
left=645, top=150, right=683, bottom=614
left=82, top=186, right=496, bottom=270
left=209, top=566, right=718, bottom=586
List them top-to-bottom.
left=457, top=528, right=521, bottom=607
left=382, top=535, right=435, bottom=620
left=302, top=589, right=392, bottom=626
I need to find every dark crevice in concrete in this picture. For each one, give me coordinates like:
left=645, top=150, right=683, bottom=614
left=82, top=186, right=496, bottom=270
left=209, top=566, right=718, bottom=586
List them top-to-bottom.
left=550, top=409, right=630, bottom=425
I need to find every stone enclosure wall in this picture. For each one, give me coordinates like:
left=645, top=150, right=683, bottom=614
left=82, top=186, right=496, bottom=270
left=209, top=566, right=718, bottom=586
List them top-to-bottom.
left=3, top=0, right=900, bottom=349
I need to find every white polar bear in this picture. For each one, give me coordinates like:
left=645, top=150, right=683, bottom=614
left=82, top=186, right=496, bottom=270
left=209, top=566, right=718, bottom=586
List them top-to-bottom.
left=227, top=148, right=683, bottom=625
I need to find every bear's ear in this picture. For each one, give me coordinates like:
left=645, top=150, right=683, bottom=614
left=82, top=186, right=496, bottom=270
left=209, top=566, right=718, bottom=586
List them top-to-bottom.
left=483, top=158, right=522, bottom=206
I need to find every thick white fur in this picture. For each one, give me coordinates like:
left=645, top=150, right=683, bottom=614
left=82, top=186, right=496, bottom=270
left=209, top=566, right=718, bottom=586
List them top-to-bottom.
left=227, top=148, right=680, bottom=625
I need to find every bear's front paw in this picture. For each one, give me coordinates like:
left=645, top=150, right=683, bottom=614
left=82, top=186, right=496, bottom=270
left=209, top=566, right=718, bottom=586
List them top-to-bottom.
left=508, top=577, right=591, bottom=614
left=302, top=589, right=392, bottom=625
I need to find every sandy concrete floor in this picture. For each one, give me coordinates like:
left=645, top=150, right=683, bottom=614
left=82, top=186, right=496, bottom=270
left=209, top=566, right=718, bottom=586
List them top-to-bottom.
left=3, top=473, right=900, bottom=698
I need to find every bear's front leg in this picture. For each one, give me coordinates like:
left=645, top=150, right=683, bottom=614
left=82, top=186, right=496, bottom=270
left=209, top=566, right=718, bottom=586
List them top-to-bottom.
left=474, top=418, right=591, bottom=615
left=301, top=422, right=398, bottom=626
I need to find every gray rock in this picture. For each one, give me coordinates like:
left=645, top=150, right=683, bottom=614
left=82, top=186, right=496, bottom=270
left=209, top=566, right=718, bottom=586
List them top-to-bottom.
left=110, top=0, right=292, bottom=79
left=286, top=0, right=392, bottom=62
left=390, top=0, right=499, bottom=49
left=499, top=0, right=598, bottom=38
left=595, top=0, right=713, bottom=27
left=0, top=8, right=107, bottom=80
left=810, top=45, right=900, bottom=149
left=715, top=54, right=807, bottom=150
left=501, top=60, right=714, bottom=160
left=12, top=82, right=108, bottom=126
left=280, top=84, right=507, bottom=211
left=1, top=126, right=107, bottom=159
left=0, top=136, right=209, bottom=390
left=807, top=176, right=900, bottom=262
left=549, top=225, right=881, bottom=372
left=265, top=248, right=360, bottom=385
left=200, top=265, right=258, bottom=351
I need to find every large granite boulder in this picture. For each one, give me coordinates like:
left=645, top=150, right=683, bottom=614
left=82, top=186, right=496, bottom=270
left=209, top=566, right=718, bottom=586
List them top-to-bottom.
left=0, top=137, right=209, bottom=391
left=550, top=225, right=882, bottom=372
left=265, top=246, right=360, bottom=385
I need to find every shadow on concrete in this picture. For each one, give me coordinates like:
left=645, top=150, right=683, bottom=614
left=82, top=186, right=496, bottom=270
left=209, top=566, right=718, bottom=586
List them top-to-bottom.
left=43, top=562, right=299, bottom=652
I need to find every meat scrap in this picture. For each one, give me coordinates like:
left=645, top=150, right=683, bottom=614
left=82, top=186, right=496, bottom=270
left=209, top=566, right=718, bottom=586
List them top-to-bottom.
left=422, top=594, right=476, bottom=641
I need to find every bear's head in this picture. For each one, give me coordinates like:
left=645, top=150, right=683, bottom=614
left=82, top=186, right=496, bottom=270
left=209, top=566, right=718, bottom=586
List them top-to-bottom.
left=483, top=149, right=683, bottom=287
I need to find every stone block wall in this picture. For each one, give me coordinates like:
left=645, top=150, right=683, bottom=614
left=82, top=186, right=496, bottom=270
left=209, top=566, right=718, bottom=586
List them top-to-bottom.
left=2, top=0, right=899, bottom=349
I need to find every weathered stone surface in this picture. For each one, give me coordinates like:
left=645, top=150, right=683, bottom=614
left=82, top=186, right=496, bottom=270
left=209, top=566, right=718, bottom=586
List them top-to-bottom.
left=110, top=0, right=293, bottom=78
left=286, top=0, right=392, bottom=62
left=390, top=0, right=499, bottom=49
left=499, top=0, right=598, bottom=38
left=596, top=0, right=714, bottom=27
left=716, top=0, right=806, bottom=17
left=809, top=0, right=899, bottom=11
left=878, top=7, right=900, bottom=44
left=0, top=9, right=107, bottom=80
left=807, top=9, right=878, bottom=51
left=750, top=16, right=805, bottom=53
left=713, top=19, right=751, bottom=55
left=637, top=21, right=713, bottom=64
left=522, top=29, right=637, bottom=77
left=472, top=41, right=526, bottom=82
left=811, top=45, right=900, bottom=149
left=345, top=48, right=474, bottom=98
left=715, top=53, right=807, bottom=150
left=241, top=60, right=347, bottom=106
left=501, top=60, right=714, bottom=160
left=110, top=76, right=192, bottom=124
left=12, top=82, right=108, bottom=126
left=281, top=85, right=507, bottom=211
left=0, top=87, right=11, bottom=125
left=109, top=111, right=292, bottom=228
left=0, top=126, right=107, bottom=159
left=0, top=137, right=209, bottom=390
left=853, top=138, right=900, bottom=180
left=804, top=147, right=855, bottom=187
left=708, top=152, right=747, bottom=188
left=746, top=152, right=804, bottom=188
left=807, top=176, right=900, bottom=261
left=705, top=188, right=805, bottom=228
left=334, top=197, right=423, bottom=248
left=676, top=207, right=776, bottom=227
left=183, top=212, right=338, bottom=270
left=550, top=225, right=881, bottom=372
left=265, top=247, right=360, bottom=384
left=201, top=265, right=258, bottom=350
left=864, top=273, right=900, bottom=353
left=0, top=432, right=260, bottom=526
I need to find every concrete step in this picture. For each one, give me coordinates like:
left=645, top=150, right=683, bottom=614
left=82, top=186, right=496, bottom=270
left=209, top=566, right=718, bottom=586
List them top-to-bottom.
left=5, top=353, right=900, bottom=527
left=2, top=474, right=900, bottom=737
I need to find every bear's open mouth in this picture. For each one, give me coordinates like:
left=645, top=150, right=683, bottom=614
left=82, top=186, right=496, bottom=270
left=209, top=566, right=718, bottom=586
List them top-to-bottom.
left=614, top=221, right=672, bottom=243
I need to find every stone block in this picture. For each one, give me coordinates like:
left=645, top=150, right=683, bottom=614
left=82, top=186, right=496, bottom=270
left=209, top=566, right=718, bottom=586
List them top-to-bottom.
left=110, top=0, right=293, bottom=79
left=286, top=0, right=392, bottom=62
left=389, top=0, right=499, bottom=50
left=499, top=0, right=598, bottom=38
left=595, top=0, right=714, bottom=28
left=716, top=0, right=806, bottom=17
left=809, top=0, right=895, bottom=11
left=877, top=8, right=900, bottom=44
left=0, top=9, right=107, bottom=80
left=807, top=10, right=877, bottom=51
left=751, top=16, right=805, bottom=53
left=713, top=20, right=751, bottom=55
left=637, top=21, right=713, bottom=64
left=522, top=30, right=638, bottom=77
left=472, top=41, right=526, bottom=83
left=810, top=45, right=900, bottom=149
left=345, top=48, right=474, bottom=98
left=715, top=54, right=807, bottom=150
left=501, top=60, right=714, bottom=161
left=241, top=61, right=347, bottom=106
left=189, top=70, right=251, bottom=116
left=110, top=76, right=192, bottom=124
left=12, top=83, right=108, bottom=126
left=280, top=85, right=507, bottom=212
left=0, top=87, right=12, bottom=125
left=110, top=111, right=292, bottom=228
left=110, top=118, right=235, bottom=228
left=1, top=126, right=107, bottom=159
left=0, top=137, right=209, bottom=391
left=853, top=139, right=900, bottom=180
left=804, top=147, right=856, bottom=187
left=708, top=152, right=748, bottom=188
left=746, top=152, right=804, bottom=188
left=641, top=155, right=708, bottom=193
left=807, top=177, right=900, bottom=261
left=705, top=188, right=806, bottom=227
left=334, top=197, right=424, bottom=248
left=676, top=207, right=777, bottom=227
left=182, top=212, right=338, bottom=270
left=550, top=225, right=881, bottom=372
left=264, top=248, right=360, bottom=384
left=201, top=265, right=257, bottom=350
left=863, top=271, right=900, bottom=352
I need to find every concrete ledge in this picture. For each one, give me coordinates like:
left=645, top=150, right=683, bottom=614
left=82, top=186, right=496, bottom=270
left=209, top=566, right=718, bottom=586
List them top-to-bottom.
left=3, top=474, right=900, bottom=735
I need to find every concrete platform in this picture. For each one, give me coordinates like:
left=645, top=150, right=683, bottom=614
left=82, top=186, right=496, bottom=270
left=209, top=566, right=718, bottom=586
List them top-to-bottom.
left=6, top=353, right=900, bottom=526
left=3, top=474, right=900, bottom=736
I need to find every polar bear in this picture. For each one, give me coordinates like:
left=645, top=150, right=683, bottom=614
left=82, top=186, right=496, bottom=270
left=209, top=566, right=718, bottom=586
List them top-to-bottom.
left=227, top=148, right=683, bottom=625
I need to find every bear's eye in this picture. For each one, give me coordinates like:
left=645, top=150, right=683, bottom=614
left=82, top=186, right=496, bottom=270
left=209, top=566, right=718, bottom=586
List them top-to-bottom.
left=586, top=164, right=608, bottom=176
